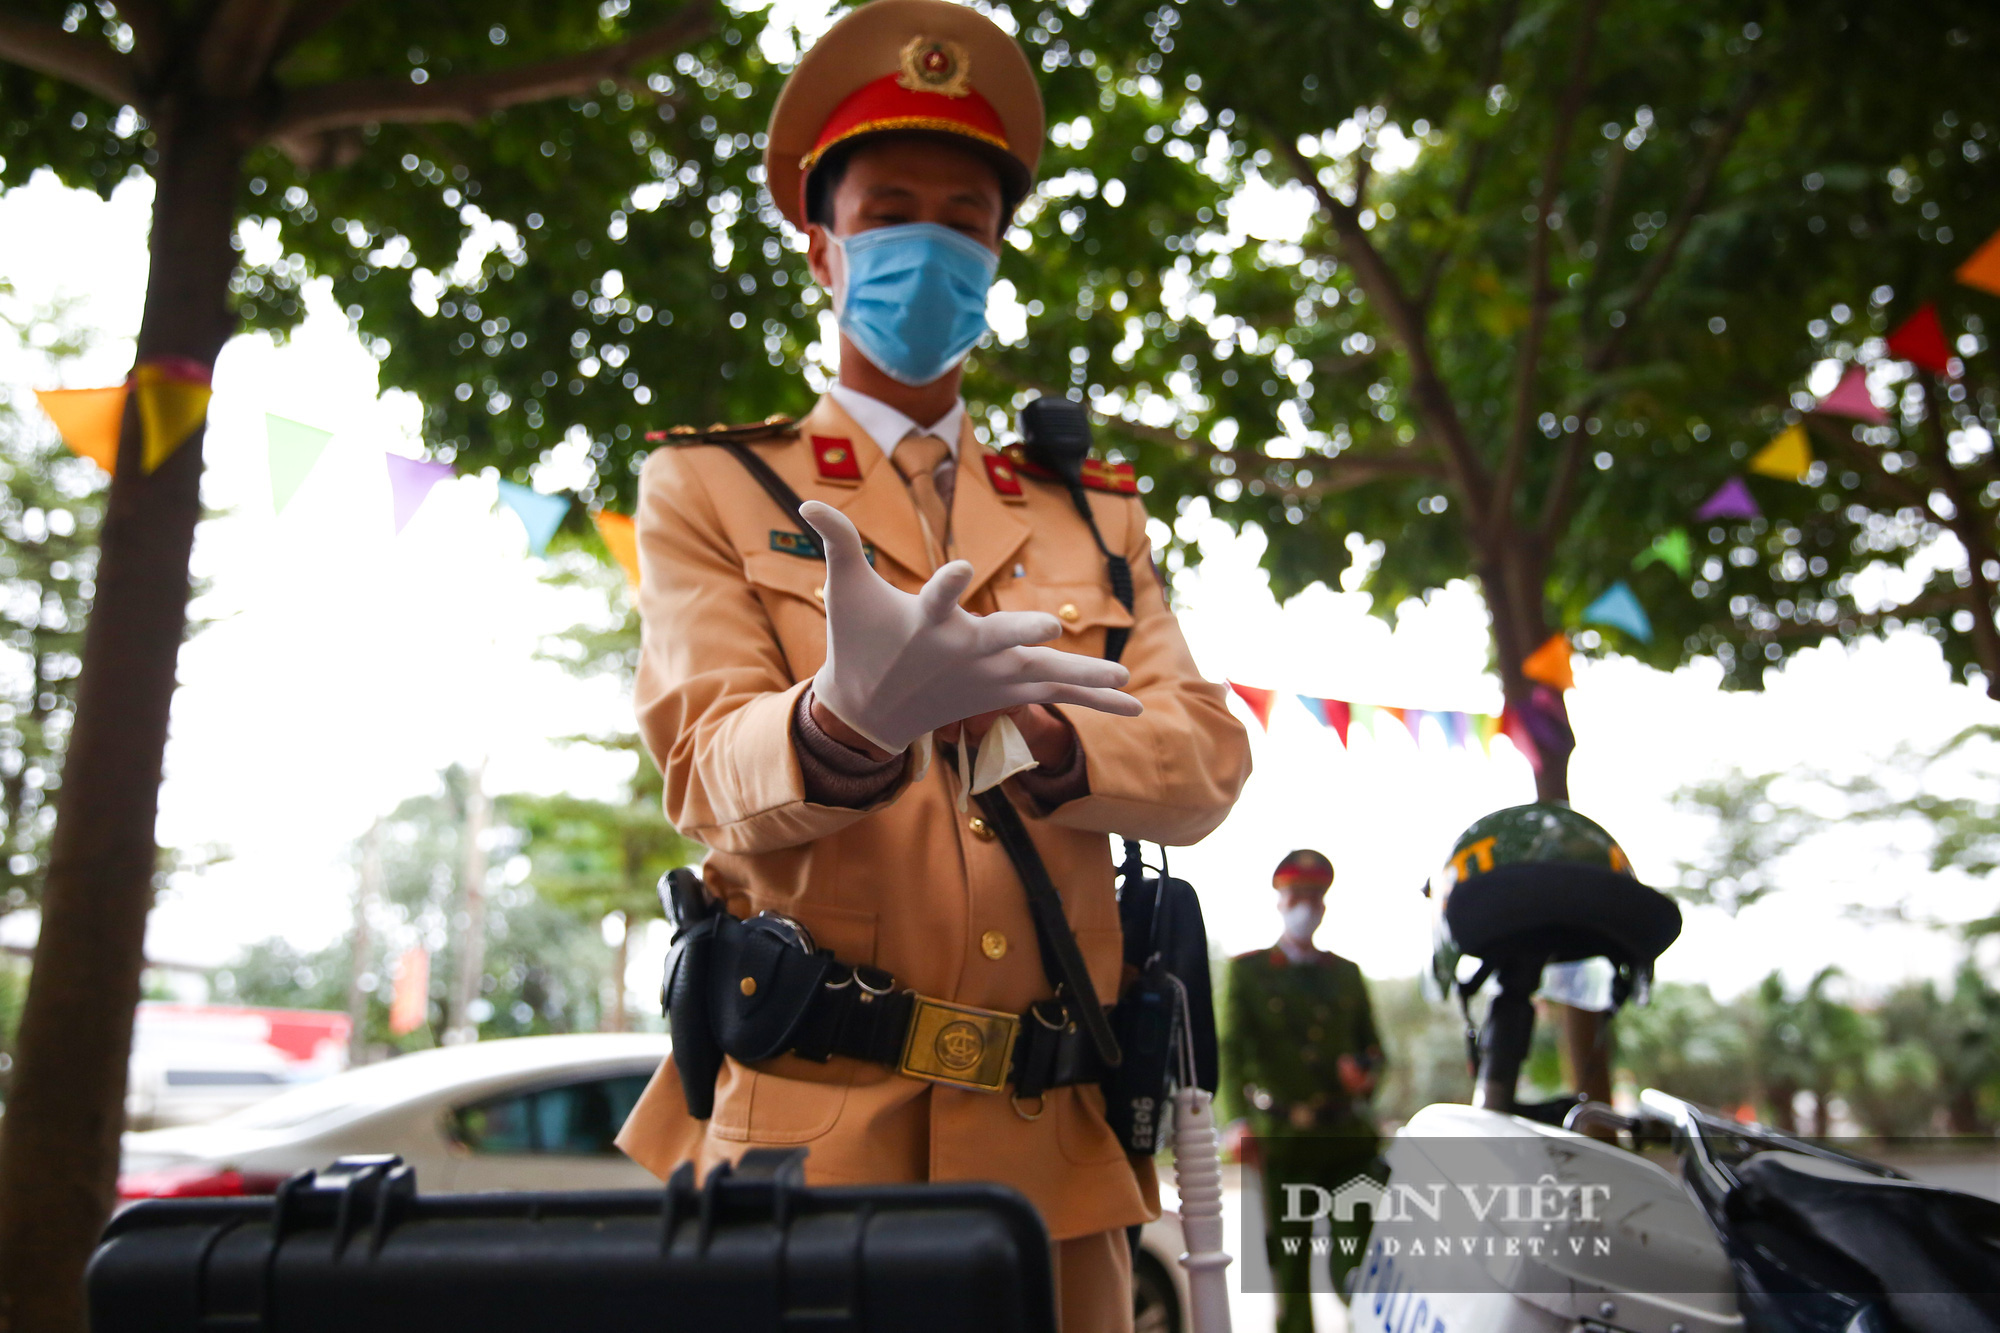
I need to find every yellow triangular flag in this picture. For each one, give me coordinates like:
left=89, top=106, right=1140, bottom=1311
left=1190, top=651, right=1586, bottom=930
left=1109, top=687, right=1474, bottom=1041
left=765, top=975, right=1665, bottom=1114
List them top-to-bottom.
left=1956, top=226, right=2000, bottom=299
left=132, top=362, right=213, bottom=473
left=34, top=385, right=127, bottom=473
left=1749, top=422, right=1812, bottom=482
left=593, top=510, right=640, bottom=588
left=1521, top=633, right=1575, bottom=691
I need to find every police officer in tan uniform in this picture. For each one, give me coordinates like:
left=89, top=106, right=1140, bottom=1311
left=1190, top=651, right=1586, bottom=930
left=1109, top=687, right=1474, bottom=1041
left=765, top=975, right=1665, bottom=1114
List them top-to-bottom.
left=613, top=3, right=1253, bottom=1328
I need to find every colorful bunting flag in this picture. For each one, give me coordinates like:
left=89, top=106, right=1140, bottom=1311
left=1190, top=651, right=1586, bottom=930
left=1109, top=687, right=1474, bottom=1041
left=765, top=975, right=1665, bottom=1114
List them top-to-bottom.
left=1956, top=226, right=2000, bottom=299
left=1886, top=303, right=1954, bottom=376
left=132, top=360, right=213, bottom=473
left=1814, top=365, right=1887, bottom=424
left=34, top=385, right=127, bottom=473
left=266, top=415, right=333, bottom=513
left=1749, top=423, right=1812, bottom=482
left=386, top=454, right=456, bottom=534
left=1696, top=477, right=1761, bottom=522
left=496, top=481, right=571, bottom=557
left=593, top=510, right=641, bottom=588
left=1634, top=529, right=1692, bottom=579
left=1582, top=580, right=1654, bottom=643
left=1521, top=634, right=1575, bottom=691
left=1227, top=681, right=1275, bottom=730
left=1296, top=695, right=1352, bottom=743
left=1350, top=702, right=1377, bottom=735
left=1499, top=703, right=1542, bottom=773
left=1378, top=706, right=1406, bottom=738
left=1399, top=708, right=1428, bottom=744
left=1441, top=711, right=1470, bottom=749
left=1474, top=713, right=1503, bottom=752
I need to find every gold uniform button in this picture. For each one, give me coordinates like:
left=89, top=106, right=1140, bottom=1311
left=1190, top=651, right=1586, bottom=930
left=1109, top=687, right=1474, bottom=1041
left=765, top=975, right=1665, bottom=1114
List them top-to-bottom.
left=814, top=585, right=827, bottom=603
left=1057, top=602, right=1080, bottom=623
left=967, top=815, right=995, bottom=841
left=980, top=930, right=1008, bottom=960
left=740, top=976, right=758, bottom=996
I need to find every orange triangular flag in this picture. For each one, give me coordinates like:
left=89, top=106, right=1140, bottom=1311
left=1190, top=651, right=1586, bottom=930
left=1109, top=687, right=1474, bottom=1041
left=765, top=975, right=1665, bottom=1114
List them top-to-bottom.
left=1956, top=226, right=2000, bottom=299
left=132, top=362, right=213, bottom=473
left=34, top=385, right=127, bottom=473
left=1749, top=423, right=1812, bottom=482
left=593, top=510, right=640, bottom=587
left=1521, top=634, right=1575, bottom=691
left=1227, top=681, right=1276, bottom=730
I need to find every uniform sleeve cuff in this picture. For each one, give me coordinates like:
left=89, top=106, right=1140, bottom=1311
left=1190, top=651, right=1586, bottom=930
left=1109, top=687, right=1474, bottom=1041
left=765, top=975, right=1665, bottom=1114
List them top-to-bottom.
left=793, top=687, right=908, bottom=808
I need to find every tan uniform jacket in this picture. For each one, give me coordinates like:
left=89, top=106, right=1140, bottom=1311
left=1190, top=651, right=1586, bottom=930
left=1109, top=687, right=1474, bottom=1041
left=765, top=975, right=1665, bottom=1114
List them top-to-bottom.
left=615, top=393, right=1252, bottom=1240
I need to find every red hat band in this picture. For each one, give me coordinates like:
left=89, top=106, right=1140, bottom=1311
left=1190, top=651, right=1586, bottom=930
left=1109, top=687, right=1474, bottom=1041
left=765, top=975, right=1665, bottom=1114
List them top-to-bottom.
left=801, top=72, right=1010, bottom=177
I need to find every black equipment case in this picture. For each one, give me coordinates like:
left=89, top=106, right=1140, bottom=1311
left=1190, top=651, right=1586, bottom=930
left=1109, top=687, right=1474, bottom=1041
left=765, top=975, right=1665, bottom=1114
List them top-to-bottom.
left=88, top=1149, right=1057, bottom=1333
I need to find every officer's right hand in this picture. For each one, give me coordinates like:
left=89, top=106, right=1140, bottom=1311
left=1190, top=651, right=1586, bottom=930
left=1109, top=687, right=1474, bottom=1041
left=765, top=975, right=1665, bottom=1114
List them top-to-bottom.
left=800, top=500, right=1142, bottom=754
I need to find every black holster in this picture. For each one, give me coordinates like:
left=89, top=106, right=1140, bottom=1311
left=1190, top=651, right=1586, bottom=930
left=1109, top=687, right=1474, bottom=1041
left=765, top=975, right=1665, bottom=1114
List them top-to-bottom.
left=660, top=872, right=834, bottom=1120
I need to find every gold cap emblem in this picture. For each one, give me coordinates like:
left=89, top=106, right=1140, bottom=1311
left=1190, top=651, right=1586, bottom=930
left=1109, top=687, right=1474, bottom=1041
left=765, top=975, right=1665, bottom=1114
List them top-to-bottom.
left=898, top=36, right=972, bottom=98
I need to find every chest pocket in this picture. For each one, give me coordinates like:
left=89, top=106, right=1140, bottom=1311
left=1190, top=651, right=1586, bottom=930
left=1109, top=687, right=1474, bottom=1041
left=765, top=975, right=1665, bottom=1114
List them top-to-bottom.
left=743, top=550, right=828, bottom=681
left=992, top=580, right=1134, bottom=660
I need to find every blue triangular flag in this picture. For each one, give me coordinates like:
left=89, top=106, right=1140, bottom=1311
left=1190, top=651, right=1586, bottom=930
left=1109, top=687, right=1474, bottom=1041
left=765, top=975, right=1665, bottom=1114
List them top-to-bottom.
left=496, top=481, right=571, bottom=556
left=1582, top=580, right=1653, bottom=643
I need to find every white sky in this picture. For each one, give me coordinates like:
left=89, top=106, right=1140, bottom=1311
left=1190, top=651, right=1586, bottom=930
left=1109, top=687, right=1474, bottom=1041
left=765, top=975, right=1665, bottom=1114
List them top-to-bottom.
left=1, top=157, right=1994, bottom=1015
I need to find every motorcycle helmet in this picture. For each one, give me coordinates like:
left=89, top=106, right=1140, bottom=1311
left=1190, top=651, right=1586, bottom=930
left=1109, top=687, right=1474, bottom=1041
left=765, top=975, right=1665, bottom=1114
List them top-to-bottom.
left=1426, top=802, right=1682, bottom=1010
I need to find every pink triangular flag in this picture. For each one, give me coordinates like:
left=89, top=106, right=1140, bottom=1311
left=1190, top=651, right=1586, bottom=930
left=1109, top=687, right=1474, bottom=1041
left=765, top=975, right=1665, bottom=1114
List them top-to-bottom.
left=1814, top=366, right=1887, bottom=424
left=386, top=454, right=456, bottom=534
left=1696, top=476, right=1761, bottom=521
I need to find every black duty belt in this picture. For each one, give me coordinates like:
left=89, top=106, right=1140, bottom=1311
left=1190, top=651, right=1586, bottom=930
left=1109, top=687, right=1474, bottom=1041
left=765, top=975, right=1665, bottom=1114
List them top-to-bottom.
left=787, top=959, right=1110, bottom=1102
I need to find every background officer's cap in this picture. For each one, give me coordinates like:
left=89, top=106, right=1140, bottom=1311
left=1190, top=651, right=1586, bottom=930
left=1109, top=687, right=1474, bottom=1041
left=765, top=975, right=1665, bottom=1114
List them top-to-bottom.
left=764, top=0, right=1045, bottom=232
left=1272, top=849, right=1334, bottom=893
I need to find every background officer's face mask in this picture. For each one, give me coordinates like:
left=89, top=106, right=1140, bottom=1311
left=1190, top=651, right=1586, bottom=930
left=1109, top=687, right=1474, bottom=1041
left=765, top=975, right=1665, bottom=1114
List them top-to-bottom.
left=831, top=222, right=1000, bottom=387
left=1281, top=899, right=1324, bottom=942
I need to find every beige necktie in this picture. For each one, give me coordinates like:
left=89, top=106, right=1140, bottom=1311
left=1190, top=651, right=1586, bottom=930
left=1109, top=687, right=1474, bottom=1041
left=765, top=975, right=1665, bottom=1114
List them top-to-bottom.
left=892, top=433, right=955, bottom=569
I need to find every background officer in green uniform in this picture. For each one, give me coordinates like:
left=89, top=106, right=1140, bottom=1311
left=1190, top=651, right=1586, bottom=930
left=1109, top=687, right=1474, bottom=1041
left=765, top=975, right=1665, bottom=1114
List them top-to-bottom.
left=1221, top=849, right=1384, bottom=1333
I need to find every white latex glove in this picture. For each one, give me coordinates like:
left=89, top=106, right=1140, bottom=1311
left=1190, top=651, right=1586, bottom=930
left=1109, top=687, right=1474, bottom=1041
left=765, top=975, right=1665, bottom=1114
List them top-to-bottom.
left=800, top=500, right=1142, bottom=754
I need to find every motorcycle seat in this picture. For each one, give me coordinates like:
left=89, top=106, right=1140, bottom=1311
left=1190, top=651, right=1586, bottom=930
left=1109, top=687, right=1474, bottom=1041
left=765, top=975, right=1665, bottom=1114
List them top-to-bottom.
left=1736, top=1150, right=2000, bottom=1333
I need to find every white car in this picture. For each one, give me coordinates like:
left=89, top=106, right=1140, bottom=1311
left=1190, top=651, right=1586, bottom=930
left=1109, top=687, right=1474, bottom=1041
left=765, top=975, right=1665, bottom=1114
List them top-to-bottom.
left=118, top=1033, right=1191, bottom=1332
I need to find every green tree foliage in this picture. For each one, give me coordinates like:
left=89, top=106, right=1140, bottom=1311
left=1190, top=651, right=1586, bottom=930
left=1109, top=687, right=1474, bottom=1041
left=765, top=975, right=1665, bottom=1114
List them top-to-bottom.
left=1051, top=0, right=1999, bottom=796
left=0, top=287, right=102, bottom=920
left=1674, top=723, right=2000, bottom=929
left=1614, top=980, right=1753, bottom=1110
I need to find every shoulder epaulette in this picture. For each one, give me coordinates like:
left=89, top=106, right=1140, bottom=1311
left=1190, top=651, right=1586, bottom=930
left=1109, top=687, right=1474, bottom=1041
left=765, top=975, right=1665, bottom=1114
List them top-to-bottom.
left=644, top=415, right=798, bottom=445
left=1002, top=445, right=1140, bottom=496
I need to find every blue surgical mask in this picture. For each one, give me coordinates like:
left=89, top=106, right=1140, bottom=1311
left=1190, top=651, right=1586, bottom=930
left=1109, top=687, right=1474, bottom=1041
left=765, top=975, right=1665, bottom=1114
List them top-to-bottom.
left=832, top=222, right=999, bottom=387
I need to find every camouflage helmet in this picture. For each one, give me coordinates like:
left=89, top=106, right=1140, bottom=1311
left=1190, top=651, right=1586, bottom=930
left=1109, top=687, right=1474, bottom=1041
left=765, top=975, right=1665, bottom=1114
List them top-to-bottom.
left=1426, top=803, right=1680, bottom=1006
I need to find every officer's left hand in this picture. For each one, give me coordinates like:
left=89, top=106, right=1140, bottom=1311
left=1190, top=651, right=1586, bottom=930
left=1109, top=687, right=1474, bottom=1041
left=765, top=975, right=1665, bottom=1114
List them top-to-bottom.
left=1337, top=1054, right=1376, bottom=1098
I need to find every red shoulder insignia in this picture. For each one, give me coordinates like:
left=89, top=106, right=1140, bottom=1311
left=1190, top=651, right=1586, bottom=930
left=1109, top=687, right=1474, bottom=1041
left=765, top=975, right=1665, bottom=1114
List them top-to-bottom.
left=810, top=435, right=862, bottom=483
left=999, top=445, right=1139, bottom=495
left=981, top=451, right=1025, bottom=500
left=1080, top=458, right=1140, bottom=495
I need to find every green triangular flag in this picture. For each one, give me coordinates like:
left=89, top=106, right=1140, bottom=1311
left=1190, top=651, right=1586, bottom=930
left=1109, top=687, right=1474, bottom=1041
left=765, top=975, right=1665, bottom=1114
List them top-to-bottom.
left=267, top=414, right=333, bottom=514
left=1633, top=529, right=1692, bottom=579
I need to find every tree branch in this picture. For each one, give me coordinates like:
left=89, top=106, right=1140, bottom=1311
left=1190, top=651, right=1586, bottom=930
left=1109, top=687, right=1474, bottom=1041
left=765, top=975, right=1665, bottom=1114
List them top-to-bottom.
left=199, top=0, right=294, bottom=99
left=267, top=0, right=711, bottom=141
left=1415, top=0, right=1520, bottom=314
left=1492, top=0, right=1602, bottom=542
left=0, top=8, right=139, bottom=106
left=1588, top=75, right=1760, bottom=372
left=1273, top=130, right=1492, bottom=523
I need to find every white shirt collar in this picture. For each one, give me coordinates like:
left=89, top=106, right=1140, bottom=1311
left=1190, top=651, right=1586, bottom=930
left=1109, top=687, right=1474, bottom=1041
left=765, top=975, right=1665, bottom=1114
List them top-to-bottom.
left=828, top=382, right=964, bottom=463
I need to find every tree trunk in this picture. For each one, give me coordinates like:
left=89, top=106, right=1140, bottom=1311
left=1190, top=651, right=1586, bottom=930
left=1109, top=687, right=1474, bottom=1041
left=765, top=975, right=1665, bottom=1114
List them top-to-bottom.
left=0, top=98, right=243, bottom=1333
left=445, top=764, right=490, bottom=1045
left=346, top=822, right=382, bottom=1064
left=607, top=910, right=629, bottom=1034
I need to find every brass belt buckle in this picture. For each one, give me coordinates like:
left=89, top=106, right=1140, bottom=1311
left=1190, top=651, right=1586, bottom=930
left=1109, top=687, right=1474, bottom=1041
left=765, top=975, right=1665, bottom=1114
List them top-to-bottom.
left=898, top=995, right=1021, bottom=1092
